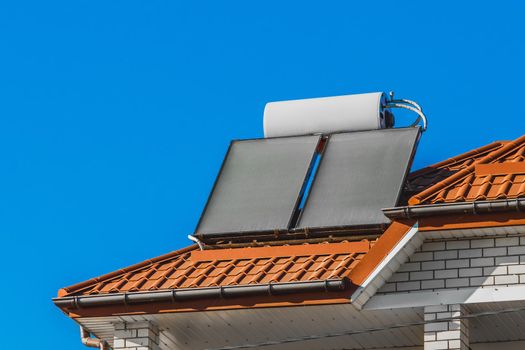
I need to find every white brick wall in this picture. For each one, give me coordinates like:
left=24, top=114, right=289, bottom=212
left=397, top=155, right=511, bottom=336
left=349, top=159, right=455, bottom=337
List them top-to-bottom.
left=378, top=235, right=525, bottom=294
left=424, top=304, right=469, bottom=350
left=113, top=321, right=161, bottom=350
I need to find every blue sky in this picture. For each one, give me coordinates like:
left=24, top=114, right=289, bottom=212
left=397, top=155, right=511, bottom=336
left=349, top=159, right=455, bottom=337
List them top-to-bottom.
left=1, top=1, right=524, bottom=348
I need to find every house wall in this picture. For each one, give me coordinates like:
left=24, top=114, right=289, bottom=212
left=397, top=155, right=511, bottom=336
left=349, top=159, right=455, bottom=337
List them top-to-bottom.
left=377, top=235, right=525, bottom=294
left=113, top=321, right=160, bottom=350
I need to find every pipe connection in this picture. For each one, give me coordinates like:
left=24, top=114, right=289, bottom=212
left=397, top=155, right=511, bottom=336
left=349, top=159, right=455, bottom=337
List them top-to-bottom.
left=385, top=92, right=428, bottom=131
left=80, top=327, right=108, bottom=350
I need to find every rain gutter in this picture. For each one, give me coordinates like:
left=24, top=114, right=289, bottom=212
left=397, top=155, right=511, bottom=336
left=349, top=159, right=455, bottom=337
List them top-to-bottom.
left=383, top=198, right=525, bottom=219
left=53, top=279, right=347, bottom=310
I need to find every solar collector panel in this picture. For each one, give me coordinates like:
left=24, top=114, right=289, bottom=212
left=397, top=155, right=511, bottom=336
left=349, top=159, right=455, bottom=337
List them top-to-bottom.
left=297, top=127, right=421, bottom=229
left=195, top=135, right=321, bottom=237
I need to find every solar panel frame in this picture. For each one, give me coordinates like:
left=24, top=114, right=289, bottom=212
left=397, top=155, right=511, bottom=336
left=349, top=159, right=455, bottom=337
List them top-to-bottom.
left=296, top=127, right=421, bottom=230
left=194, top=134, right=322, bottom=238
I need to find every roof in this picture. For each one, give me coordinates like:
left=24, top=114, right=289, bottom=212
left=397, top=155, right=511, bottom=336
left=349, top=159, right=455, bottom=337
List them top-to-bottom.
left=55, top=133, right=525, bottom=317
left=408, top=134, right=525, bottom=204
left=406, top=141, right=506, bottom=194
left=55, top=220, right=416, bottom=318
left=59, top=241, right=372, bottom=298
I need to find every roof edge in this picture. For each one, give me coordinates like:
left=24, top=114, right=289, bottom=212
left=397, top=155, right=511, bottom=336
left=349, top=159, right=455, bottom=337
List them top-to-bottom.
left=347, top=220, right=416, bottom=286
left=58, top=244, right=198, bottom=297
left=54, top=279, right=348, bottom=310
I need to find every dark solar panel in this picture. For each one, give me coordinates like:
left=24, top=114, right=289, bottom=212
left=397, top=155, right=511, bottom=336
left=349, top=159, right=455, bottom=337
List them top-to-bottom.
left=297, top=127, right=421, bottom=229
left=195, top=135, right=321, bottom=237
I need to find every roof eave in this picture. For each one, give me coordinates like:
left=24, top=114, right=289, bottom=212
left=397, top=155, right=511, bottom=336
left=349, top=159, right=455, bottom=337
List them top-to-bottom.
left=54, top=279, right=351, bottom=316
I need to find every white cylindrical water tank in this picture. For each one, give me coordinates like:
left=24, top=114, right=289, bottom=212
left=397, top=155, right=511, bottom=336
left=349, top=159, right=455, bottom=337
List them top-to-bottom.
left=263, top=92, right=390, bottom=138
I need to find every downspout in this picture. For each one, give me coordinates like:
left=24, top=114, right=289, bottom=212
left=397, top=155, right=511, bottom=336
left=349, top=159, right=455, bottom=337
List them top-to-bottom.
left=80, top=326, right=108, bottom=350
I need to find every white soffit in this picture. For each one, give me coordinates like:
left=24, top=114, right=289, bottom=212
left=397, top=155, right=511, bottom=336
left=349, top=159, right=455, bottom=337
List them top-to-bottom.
left=77, top=301, right=525, bottom=349
left=77, top=305, right=424, bottom=350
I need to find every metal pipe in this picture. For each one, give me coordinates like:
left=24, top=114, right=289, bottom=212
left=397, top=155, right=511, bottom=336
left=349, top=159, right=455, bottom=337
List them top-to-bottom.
left=389, top=98, right=423, bottom=112
left=385, top=102, right=428, bottom=131
left=383, top=198, right=525, bottom=219
left=188, top=234, right=205, bottom=250
left=54, top=279, right=347, bottom=310
left=80, top=327, right=108, bottom=350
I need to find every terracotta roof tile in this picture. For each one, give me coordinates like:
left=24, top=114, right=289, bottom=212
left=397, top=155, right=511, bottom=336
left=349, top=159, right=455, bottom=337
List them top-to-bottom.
left=408, top=135, right=525, bottom=204
left=406, top=141, right=506, bottom=195
left=58, top=241, right=373, bottom=298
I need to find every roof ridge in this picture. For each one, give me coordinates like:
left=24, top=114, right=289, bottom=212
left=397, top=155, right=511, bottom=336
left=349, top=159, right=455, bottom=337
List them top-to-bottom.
left=409, top=134, right=525, bottom=205
left=408, top=141, right=504, bottom=178
left=190, top=241, right=371, bottom=262
left=57, top=244, right=197, bottom=297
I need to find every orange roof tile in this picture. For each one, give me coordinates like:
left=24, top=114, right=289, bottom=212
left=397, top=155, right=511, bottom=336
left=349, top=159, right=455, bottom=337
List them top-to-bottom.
left=408, top=135, right=525, bottom=204
left=406, top=141, right=506, bottom=195
left=58, top=241, right=373, bottom=298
